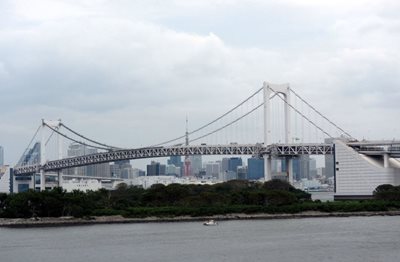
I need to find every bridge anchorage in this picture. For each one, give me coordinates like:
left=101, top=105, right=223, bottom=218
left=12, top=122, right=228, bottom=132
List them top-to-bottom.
left=13, top=81, right=399, bottom=200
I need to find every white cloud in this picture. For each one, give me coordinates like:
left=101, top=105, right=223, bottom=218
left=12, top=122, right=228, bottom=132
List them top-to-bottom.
left=1, top=0, right=399, bottom=165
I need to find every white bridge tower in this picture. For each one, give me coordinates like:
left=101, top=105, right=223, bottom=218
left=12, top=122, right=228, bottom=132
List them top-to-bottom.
left=263, top=82, right=293, bottom=183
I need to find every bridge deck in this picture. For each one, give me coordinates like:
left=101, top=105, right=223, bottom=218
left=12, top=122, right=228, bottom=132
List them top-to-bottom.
left=14, top=143, right=334, bottom=175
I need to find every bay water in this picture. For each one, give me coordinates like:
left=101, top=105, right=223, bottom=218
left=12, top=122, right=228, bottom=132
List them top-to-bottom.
left=1, top=216, right=399, bottom=262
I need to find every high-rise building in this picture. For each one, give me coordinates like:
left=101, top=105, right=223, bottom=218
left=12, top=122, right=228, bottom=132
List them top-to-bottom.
left=17, top=142, right=40, bottom=166
left=65, top=143, right=110, bottom=177
left=0, top=146, right=4, bottom=166
left=190, top=155, right=202, bottom=176
left=293, top=155, right=310, bottom=181
left=324, top=155, right=335, bottom=178
left=167, top=156, right=183, bottom=176
left=219, top=157, right=242, bottom=180
left=228, top=157, right=242, bottom=175
left=248, top=157, right=264, bottom=180
left=221, top=158, right=229, bottom=173
left=309, top=158, right=317, bottom=178
left=110, top=160, right=134, bottom=178
left=147, top=161, right=166, bottom=176
left=205, top=162, right=221, bottom=178
left=166, top=164, right=181, bottom=176
left=0, top=165, right=11, bottom=193
left=237, top=166, right=248, bottom=180
left=133, top=168, right=145, bottom=177
left=225, top=170, right=237, bottom=181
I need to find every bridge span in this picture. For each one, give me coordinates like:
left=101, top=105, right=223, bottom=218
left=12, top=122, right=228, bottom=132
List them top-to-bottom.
left=13, top=143, right=334, bottom=175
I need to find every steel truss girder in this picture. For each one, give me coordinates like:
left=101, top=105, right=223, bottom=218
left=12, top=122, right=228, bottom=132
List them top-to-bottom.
left=13, top=143, right=335, bottom=175
left=264, top=144, right=334, bottom=156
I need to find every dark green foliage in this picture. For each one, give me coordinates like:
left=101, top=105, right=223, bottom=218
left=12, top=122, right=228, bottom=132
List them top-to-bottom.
left=1, top=183, right=399, bottom=219
left=373, top=184, right=400, bottom=201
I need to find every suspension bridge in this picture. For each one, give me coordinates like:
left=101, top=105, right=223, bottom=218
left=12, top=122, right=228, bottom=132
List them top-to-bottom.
left=13, top=82, right=400, bottom=199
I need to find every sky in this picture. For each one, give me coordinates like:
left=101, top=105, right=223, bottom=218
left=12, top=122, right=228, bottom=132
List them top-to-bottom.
left=1, top=0, right=399, bottom=166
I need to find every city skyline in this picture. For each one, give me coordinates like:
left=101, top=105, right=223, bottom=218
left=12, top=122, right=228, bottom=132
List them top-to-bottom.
left=1, top=1, right=400, bottom=166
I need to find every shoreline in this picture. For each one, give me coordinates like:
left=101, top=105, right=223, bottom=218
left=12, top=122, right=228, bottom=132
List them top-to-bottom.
left=2, top=210, right=400, bottom=228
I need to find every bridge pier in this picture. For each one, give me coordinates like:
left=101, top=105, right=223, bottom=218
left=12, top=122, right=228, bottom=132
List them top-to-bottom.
left=263, top=82, right=291, bottom=183
left=384, top=153, right=390, bottom=168
left=264, top=155, right=272, bottom=181
left=287, top=158, right=293, bottom=184
left=40, top=170, right=46, bottom=191
left=58, top=170, right=63, bottom=187
left=30, top=173, right=36, bottom=190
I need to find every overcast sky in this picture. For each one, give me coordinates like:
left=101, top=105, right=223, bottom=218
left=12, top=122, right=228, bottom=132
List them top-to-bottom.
left=1, top=0, right=399, bottom=165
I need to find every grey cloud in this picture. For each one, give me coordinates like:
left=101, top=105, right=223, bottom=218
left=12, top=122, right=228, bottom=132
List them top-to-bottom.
left=1, top=0, right=400, bottom=165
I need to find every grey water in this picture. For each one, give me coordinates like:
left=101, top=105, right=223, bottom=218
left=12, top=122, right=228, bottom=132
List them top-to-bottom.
left=1, top=216, right=399, bottom=262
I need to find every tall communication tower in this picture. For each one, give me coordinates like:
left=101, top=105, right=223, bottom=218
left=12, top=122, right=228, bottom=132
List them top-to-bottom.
left=184, top=116, right=191, bottom=177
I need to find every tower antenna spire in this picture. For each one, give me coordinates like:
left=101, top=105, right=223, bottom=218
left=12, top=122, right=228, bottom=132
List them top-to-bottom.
left=185, top=115, right=189, bottom=146
left=184, top=116, right=191, bottom=176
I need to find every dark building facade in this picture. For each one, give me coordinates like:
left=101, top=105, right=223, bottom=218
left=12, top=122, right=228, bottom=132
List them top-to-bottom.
left=247, top=157, right=264, bottom=180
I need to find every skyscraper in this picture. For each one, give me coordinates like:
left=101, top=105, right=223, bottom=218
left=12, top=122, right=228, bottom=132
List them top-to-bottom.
left=65, top=143, right=110, bottom=177
left=190, top=155, right=202, bottom=176
left=292, top=155, right=310, bottom=181
left=167, top=156, right=183, bottom=176
left=228, top=157, right=242, bottom=175
left=248, top=157, right=264, bottom=180
left=147, top=161, right=166, bottom=176
left=205, top=162, right=221, bottom=178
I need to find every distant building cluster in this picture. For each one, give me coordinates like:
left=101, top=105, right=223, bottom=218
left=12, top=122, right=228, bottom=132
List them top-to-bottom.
left=4, top=142, right=336, bottom=193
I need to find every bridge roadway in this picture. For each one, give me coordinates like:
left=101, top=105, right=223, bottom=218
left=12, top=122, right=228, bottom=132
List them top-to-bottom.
left=14, top=143, right=334, bottom=175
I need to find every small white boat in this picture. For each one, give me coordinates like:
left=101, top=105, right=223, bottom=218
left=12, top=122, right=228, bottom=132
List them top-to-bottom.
left=203, top=219, right=218, bottom=226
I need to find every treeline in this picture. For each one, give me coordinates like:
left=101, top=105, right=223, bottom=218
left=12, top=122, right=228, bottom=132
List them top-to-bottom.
left=0, top=180, right=399, bottom=218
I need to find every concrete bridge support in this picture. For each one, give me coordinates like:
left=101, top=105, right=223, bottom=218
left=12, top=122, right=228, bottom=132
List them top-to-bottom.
left=263, top=82, right=293, bottom=183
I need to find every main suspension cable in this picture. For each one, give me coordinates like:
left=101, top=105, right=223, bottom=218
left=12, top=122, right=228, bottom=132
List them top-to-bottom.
left=268, top=86, right=333, bottom=139
left=153, top=87, right=267, bottom=146
left=289, top=88, right=354, bottom=139
left=190, top=103, right=264, bottom=143
left=44, top=123, right=112, bottom=151
left=60, top=123, right=121, bottom=149
left=17, top=124, right=41, bottom=166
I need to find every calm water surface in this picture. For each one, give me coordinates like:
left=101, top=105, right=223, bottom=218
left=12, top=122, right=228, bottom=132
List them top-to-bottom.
left=1, top=216, right=399, bottom=262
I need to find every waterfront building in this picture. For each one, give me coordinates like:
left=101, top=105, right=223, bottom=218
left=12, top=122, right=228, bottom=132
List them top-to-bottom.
left=17, top=142, right=40, bottom=166
left=64, top=143, right=110, bottom=177
left=190, top=155, right=202, bottom=176
left=293, top=155, right=310, bottom=181
left=167, top=156, right=183, bottom=176
left=220, top=157, right=243, bottom=179
left=228, top=157, right=243, bottom=176
left=247, top=157, right=264, bottom=180
left=221, top=158, right=229, bottom=173
left=110, top=160, right=134, bottom=178
left=146, top=161, right=166, bottom=176
left=205, top=162, right=221, bottom=178
left=166, top=164, right=181, bottom=176
left=0, top=165, right=11, bottom=193
left=237, top=166, right=248, bottom=180
left=133, top=168, right=145, bottom=177
left=224, top=170, right=237, bottom=181
left=123, top=175, right=217, bottom=189
left=62, top=179, right=102, bottom=192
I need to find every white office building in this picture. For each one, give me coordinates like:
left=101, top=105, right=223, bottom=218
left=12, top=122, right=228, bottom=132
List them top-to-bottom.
left=334, top=140, right=400, bottom=199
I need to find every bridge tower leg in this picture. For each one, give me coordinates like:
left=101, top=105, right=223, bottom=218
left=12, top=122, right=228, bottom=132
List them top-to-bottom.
left=263, top=82, right=292, bottom=183
left=40, top=119, right=46, bottom=191
left=57, top=119, right=63, bottom=187
left=383, top=153, right=389, bottom=168
left=288, top=158, right=293, bottom=184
